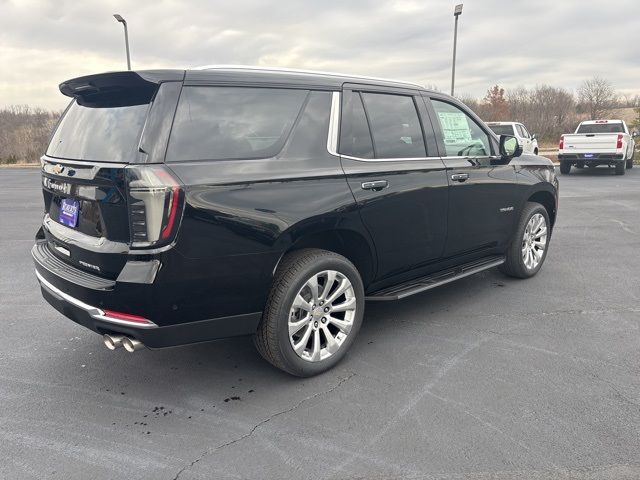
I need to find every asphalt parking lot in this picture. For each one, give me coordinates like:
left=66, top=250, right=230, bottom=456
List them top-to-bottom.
left=1, top=166, right=639, bottom=480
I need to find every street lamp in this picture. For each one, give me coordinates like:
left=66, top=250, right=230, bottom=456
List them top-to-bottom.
left=450, top=4, right=463, bottom=96
left=113, top=14, right=131, bottom=70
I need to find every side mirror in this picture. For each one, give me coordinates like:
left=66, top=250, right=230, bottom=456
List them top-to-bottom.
left=633, top=131, right=638, bottom=138
left=531, top=134, right=537, bottom=140
left=500, top=135, right=523, bottom=159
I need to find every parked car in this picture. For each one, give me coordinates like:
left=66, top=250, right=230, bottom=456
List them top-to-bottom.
left=32, top=66, right=559, bottom=376
left=558, top=119, right=635, bottom=175
left=487, top=122, right=539, bottom=155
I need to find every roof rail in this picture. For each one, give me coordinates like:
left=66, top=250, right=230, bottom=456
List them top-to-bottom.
left=191, top=64, right=424, bottom=89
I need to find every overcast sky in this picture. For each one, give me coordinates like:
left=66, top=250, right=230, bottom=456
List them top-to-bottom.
left=1, top=0, right=638, bottom=109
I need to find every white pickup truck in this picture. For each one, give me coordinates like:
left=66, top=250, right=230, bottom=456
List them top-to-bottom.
left=558, top=120, right=636, bottom=175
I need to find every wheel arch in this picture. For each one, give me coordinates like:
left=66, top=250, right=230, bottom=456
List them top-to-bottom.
left=527, top=189, right=557, bottom=227
left=274, top=228, right=376, bottom=289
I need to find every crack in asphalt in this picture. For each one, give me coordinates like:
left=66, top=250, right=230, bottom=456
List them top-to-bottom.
left=171, top=373, right=356, bottom=480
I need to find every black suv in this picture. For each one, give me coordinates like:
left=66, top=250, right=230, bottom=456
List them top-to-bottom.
left=33, top=67, right=558, bottom=376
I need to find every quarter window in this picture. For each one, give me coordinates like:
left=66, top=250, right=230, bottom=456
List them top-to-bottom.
left=166, top=87, right=308, bottom=162
left=361, top=93, right=426, bottom=158
left=430, top=100, right=491, bottom=157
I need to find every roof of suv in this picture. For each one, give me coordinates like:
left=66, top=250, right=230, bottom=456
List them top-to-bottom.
left=187, top=65, right=428, bottom=91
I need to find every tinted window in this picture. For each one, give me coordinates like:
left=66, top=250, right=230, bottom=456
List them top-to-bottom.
left=166, top=87, right=308, bottom=161
left=283, top=91, right=332, bottom=158
left=339, top=92, right=374, bottom=158
left=362, top=93, right=426, bottom=158
left=431, top=100, right=491, bottom=157
left=47, top=101, right=149, bottom=162
left=576, top=123, right=625, bottom=134
left=488, top=124, right=514, bottom=136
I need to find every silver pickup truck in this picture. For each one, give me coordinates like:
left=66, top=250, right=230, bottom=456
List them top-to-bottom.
left=558, top=120, right=636, bottom=175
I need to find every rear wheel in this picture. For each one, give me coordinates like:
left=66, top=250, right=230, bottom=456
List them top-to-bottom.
left=559, top=161, right=571, bottom=174
left=615, top=161, right=626, bottom=175
left=500, top=202, right=550, bottom=279
left=254, top=249, right=364, bottom=377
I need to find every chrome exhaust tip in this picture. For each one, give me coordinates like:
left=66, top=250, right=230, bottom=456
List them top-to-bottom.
left=103, top=334, right=125, bottom=350
left=122, top=337, right=144, bottom=353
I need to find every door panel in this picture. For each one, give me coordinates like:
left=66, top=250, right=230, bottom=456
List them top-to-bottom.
left=339, top=88, right=448, bottom=280
left=427, top=97, right=519, bottom=257
left=341, top=158, right=449, bottom=279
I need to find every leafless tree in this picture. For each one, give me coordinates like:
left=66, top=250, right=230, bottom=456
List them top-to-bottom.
left=577, top=76, right=616, bottom=119
left=0, top=106, right=60, bottom=164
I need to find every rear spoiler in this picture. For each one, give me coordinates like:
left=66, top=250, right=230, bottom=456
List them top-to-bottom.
left=59, top=70, right=184, bottom=107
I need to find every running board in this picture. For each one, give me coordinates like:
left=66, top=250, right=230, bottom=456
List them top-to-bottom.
left=366, top=255, right=505, bottom=301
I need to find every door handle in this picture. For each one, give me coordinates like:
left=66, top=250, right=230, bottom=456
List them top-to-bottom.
left=451, top=173, right=469, bottom=182
left=361, top=180, right=388, bottom=191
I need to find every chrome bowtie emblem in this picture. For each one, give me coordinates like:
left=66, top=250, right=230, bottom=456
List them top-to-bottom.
left=52, top=164, right=65, bottom=175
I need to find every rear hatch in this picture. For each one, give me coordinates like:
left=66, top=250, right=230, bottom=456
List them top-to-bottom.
left=39, top=70, right=184, bottom=280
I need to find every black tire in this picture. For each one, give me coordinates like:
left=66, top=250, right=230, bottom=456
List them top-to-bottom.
left=533, top=148, right=538, bottom=155
left=627, top=158, right=633, bottom=169
left=559, top=161, right=571, bottom=174
left=615, top=161, right=626, bottom=175
left=499, top=202, right=551, bottom=279
left=254, top=248, right=365, bottom=377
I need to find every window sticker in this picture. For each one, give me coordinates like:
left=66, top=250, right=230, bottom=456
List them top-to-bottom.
left=437, top=111, right=472, bottom=144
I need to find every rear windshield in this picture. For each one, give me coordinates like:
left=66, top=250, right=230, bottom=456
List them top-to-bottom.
left=166, top=86, right=308, bottom=162
left=47, top=101, right=149, bottom=162
left=576, top=123, right=625, bottom=134
left=488, top=125, right=514, bottom=136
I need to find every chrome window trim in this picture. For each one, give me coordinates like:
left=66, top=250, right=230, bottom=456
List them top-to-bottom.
left=327, top=91, right=340, bottom=156
left=341, top=154, right=444, bottom=163
left=35, top=270, right=159, bottom=329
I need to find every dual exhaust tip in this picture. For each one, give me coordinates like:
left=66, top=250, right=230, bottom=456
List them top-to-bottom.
left=103, top=334, right=144, bottom=353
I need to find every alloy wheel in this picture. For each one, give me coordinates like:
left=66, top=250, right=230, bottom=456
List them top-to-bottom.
left=521, top=213, right=547, bottom=270
left=288, top=270, right=357, bottom=362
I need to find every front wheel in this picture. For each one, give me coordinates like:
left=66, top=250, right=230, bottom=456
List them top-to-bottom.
left=627, top=157, right=634, bottom=169
left=559, top=161, right=571, bottom=174
left=615, top=161, right=626, bottom=175
left=500, top=202, right=550, bottom=279
left=254, top=249, right=364, bottom=377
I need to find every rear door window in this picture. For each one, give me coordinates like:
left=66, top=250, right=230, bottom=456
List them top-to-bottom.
left=166, top=87, right=308, bottom=162
left=361, top=93, right=426, bottom=158
left=430, top=99, right=491, bottom=157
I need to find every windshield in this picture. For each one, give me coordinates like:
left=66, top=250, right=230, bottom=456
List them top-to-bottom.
left=47, top=100, right=149, bottom=162
left=576, top=123, right=625, bottom=134
left=488, top=125, right=514, bottom=136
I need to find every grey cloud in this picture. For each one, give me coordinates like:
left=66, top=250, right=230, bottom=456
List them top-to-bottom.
left=1, top=0, right=638, bottom=109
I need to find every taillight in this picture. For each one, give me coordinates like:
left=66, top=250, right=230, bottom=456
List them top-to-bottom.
left=616, top=134, right=623, bottom=149
left=559, top=135, right=564, bottom=150
left=125, top=165, right=184, bottom=249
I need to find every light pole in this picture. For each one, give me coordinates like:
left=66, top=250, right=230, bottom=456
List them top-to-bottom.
left=451, top=4, right=463, bottom=96
left=113, top=14, right=131, bottom=70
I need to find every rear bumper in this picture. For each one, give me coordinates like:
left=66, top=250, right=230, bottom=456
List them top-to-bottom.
left=558, top=153, right=624, bottom=163
left=33, top=241, right=262, bottom=347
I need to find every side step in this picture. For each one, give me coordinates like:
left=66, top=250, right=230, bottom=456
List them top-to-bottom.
left=366, top=255, right=505, bottom=301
